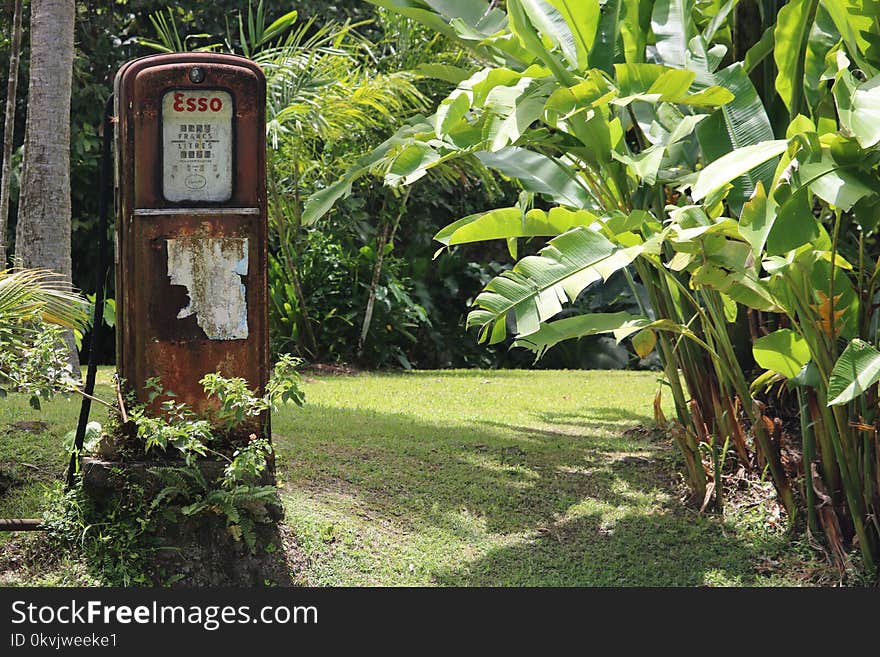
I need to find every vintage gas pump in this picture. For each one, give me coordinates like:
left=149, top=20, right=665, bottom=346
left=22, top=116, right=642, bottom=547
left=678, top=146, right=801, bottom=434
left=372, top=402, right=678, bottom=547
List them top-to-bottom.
left=113, top=53, right=268, bottom=430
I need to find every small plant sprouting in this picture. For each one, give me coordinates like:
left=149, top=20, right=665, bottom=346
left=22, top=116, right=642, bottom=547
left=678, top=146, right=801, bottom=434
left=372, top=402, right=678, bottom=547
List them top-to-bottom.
left=48, top=357, right=306, bottom=567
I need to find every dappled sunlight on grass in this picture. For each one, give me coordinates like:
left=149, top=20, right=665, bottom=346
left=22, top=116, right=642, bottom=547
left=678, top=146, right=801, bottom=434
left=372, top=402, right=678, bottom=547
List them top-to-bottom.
left=0, top=368, right=820, bottom=585
left=273, top=370, right=802, bottom=586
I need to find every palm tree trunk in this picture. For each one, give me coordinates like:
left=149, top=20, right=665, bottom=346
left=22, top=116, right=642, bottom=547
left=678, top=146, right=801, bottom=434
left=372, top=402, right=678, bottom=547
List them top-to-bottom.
left=0, top=0, right=24, bottom=266
left=15, top=0, right=79, bottom=370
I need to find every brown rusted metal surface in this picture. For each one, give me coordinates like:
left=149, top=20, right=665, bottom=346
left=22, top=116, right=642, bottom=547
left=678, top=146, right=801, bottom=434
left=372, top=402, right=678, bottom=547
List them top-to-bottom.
left=113, top=54, right=268, bottom=431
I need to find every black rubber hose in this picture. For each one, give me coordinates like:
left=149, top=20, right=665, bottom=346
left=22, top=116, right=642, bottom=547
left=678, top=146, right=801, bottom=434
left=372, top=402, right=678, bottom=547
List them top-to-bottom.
left=66, top=95, right=114, bottom=489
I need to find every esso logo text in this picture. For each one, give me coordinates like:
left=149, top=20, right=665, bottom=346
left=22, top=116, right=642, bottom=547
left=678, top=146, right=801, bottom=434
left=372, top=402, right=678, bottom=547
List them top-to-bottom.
left=172, top=92, right=224, bottom=113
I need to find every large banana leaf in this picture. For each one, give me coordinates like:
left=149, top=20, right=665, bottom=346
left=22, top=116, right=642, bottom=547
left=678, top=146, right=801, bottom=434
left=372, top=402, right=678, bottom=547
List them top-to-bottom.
left=364, top=0, right=506, bottom=41
left=508, top=0, right=577, bottom=86
left=515, top=0, right=592, bottom=72
left=547, top=0, right=601, bottom=70
left=589, top=0, right=622, bottom=74
left=651, top=0, right=696, bottom=69
left=774, top=0, right=821, bottom=118
left=821, top=0, right=879, bottom=74
left=803, top=5, right=840, bottom=112
left=692, top=60, right=779, bottom=214
left=614, top=64, right=734, bottom=106
left=835, top=69, right=880, bottom=149
left=690, top=139, right=789, bottom=201
left=476, top=148, right=595, bottom=208
left=435, top=207, right=597, bottom=245
left=466, top=226, right=646, bottom=342
left=511, top=311, right=648, bottom=358
left=513, top=314, right=707, bottom=359
left=753, top=328, right=811, bottom=379
left=827, top=338, right=880, bottom=405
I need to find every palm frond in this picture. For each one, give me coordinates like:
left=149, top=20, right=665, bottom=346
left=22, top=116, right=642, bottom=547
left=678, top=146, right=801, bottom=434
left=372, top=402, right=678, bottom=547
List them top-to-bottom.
left=0, top=268, right=88, bottom=332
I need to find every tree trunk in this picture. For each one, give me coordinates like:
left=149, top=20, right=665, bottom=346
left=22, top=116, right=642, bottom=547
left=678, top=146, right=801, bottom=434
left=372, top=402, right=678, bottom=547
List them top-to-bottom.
left=0, top=0, right=25, bottom=266
left=15, top=0, right=79, bottom=369
left=357, top=189, right=409, bottom=361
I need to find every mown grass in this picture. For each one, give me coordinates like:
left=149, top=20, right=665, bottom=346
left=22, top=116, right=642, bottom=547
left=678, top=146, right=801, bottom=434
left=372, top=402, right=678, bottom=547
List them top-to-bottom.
left=0, top=367, right=834, bottom=586
left=0, top=368, right=116, bottom=541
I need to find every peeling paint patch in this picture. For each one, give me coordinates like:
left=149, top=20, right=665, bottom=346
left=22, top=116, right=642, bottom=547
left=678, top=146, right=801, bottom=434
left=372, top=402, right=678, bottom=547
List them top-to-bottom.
left=166, top=237, right=248, bottom=340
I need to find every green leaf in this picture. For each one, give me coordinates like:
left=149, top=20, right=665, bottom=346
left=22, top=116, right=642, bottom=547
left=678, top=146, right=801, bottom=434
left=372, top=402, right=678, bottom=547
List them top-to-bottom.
left=365, top=0, right=504, bottom=41
left=508, top=0, right=576, bottom=85
left=516, top=0, right=584, bottom=71
left=545, top=0, right=601, bottom=71
left=590, top=0, right=623, bottom=73
left=621, top=0, right=652, bottom=66
left=651, top=0, right=695, bottom=69
left=703, top=0, right=739, bottom=43
left=774, top=0, right=820, bottom=116
left=821, top=0, right=874, bottom=73
left=803, top=5, right=840, bottom=111
left=258, top=10, right=298, bottom=46
left=743, top=26, right=775, bottom=74
left=692, top=62, right=780, bottom=213
left=416, top=63, right=474, bottom=84
left=614, top=64, right=734, bottom=106
left=836, top=72, right=880, bottom=148
left=481, top=77, right=548, bottom=150
left=302, top=118, right=434, bottom=225
left=691, top=140, right=788, bottom=202
left=385, top=143, right=440, bottom=186
left=613, top=146, right=665, bottom=185
left=476, top=148, right=594, bottom=208
left=799, top=161, right=875, bottom=211
left=738, top=181, right=774, bottom=258
left=766, top=187, right=821, bottom=255
left=434, top=207, right=597, bottom=245
left=467, top=226, right=644, bottom=342
left=691, top=264, right=779, bottom=311
left=720, top=292, right=738, bottom=322
left=512, top=311, right=647, bottom=357
left=514, top=313, right=708, bottom=358
left=631, top=328, right=657, bottom=358
left=753, top=329, right=811, bottom=379
left=827, top=338, right=880, bottom=405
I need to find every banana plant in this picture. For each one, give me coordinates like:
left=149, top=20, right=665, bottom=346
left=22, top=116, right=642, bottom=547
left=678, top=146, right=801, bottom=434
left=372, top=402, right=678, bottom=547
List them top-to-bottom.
left=303, top=0, right=798, bottom=510
left=320, top=0, right=880, bottom=572
left=690, top=61, right=880, bottom=567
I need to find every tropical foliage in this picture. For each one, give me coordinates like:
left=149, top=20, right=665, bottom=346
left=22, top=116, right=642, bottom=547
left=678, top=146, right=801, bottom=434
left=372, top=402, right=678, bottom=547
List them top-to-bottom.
left=305, top=0, right=880, bottom=573
left=0, top=267, right=87, bottom=406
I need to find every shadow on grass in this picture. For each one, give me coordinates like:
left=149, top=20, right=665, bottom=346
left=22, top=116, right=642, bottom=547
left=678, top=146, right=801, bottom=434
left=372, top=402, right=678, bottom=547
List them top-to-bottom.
left=276, top=404, right=767, bottom=586
left=434, top=510, right=765, bottom=586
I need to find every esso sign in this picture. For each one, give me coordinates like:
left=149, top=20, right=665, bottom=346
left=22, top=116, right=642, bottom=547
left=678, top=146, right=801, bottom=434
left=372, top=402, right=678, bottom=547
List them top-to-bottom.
left=162, top=89, right=233, bottom=203
left=171, top=92, right=225, bottom=113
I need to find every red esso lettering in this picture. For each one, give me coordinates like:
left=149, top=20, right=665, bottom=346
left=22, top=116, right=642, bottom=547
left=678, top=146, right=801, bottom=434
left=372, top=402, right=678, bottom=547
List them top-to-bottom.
left=172, top=92, right=223, bottom=113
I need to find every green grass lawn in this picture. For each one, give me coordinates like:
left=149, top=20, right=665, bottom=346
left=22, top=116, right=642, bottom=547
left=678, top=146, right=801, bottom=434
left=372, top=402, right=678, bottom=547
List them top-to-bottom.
left=0, top=367, right=832, bottom=586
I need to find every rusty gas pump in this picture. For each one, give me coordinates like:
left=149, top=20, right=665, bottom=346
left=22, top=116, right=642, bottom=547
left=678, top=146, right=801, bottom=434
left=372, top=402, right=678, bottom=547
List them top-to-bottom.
left=113, top=53, right=268, bottom=430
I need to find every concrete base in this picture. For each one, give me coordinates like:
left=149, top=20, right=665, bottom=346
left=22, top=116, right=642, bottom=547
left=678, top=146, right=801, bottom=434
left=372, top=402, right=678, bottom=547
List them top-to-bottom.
left=78, top=456, right=287, bottom=585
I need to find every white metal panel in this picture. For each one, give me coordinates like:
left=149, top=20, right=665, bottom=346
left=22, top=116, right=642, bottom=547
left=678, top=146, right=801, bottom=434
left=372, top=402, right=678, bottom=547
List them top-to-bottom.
left=162, top=90, right=233, bottom=202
